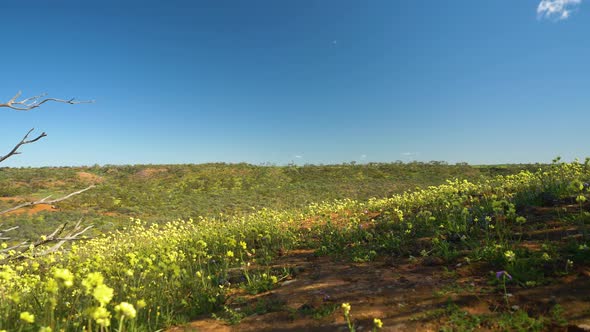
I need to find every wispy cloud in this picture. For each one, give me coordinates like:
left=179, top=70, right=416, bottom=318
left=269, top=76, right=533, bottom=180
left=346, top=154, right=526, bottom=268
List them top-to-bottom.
left=537, top=0, right=582, bottom=20
left=401, top=152, right=420, bottom=162
left=294, top=155, right=303, bottom=159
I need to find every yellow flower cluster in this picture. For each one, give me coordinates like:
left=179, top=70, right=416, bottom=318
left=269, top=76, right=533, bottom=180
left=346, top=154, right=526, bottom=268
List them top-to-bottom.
left=115, top=301, right=137, bottom=319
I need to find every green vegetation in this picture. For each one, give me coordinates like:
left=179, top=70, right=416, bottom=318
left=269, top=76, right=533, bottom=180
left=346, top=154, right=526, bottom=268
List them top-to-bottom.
left=1, top=160, right=589, bottom=331
left=0, top=162, right=541, bottom=238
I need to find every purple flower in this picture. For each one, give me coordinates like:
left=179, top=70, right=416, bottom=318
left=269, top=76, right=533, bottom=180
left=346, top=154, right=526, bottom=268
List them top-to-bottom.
left=496, top=270, right=512, bottom=280
left=318, top=290, right=331, bottom=301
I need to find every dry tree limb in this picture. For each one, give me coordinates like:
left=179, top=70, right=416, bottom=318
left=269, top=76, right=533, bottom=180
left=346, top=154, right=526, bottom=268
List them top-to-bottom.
left=0, top=90, right=96, bottom=262
left=0, top=91, right=94, bottom=111
left=0, top=91, right=92, bottom=163
left=0, top=128, right=47, bottom=163
left=0, top=185, right=95, bottom=216
left=0, top=219, right=94, bottom=262
left=35, top=219, right=94, bottom=257
left=0, top=226, right=19, bottom=240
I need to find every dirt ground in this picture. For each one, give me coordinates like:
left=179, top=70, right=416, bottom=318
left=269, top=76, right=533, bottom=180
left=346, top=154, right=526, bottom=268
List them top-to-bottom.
left=76, top=171, right=104, bottom=184
left=1, top=201, right=58, bottom=216
left=166, top=202, right=590, bottom=332
left=169, top=250, right=590, bottom=331
left=171, top=250, right=439, bottom=331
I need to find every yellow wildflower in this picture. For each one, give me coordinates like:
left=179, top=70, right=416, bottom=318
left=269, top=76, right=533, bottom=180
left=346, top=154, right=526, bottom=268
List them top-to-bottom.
left=504, top=250, right=516, bottom=262
left=53, top=268, right=74, bottom=288
left=82, top=272, right=104, bottom=293
left=93, top=284, right=114, bottom=306
left=136, top=299, right=147, bottom=309
left=115, top=302, right=137, bottom=319
left=341, top=303, right=351, bottom=315
left=91, top=306, right=111, bottom=327
left=20, top=311, right=35, bottom=323
left=373, top=318, right=383, bottom=328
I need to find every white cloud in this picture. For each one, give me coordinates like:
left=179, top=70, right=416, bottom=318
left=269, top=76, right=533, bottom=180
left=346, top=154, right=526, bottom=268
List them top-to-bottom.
left=537, top=0, right=582, bottom=20
left=401, top=152, right=420, bottom=161
left=360, top=154, right=367, bottom=160
left=294, top=155, right=302, bottom=159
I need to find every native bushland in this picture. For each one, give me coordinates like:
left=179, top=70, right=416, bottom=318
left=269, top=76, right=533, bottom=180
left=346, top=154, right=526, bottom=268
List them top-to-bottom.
left=1, top=159, right=589, bottom=331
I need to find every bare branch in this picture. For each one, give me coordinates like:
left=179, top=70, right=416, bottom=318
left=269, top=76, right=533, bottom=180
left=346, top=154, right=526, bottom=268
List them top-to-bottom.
left=0, top=89, right=95, bottom=263
left=0, top=91, right=94, bottom=111
left=0, top=92, right=92, bottom=162
left=0, top=128, right=47, bottom=163
left=0, top=185, right=95, bottom=215
left=0, top=219, right=94, bottom=262
left=36, top=220, right=94, bottom=257
left=0, top=226, right=20, bottom=232
left=1, top=241, right=28, bottom=252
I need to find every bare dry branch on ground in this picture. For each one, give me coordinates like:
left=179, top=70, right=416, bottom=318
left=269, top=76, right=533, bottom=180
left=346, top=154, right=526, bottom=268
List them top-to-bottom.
left=0, top=185, right=95, bottom=216
left=0, top=220, right=94, bottom=262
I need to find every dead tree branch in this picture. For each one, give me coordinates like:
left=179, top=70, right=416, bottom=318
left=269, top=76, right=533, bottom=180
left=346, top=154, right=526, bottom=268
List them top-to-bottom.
left=0, top=90, right=96, bottom=262
left=0, top=91, right=94, bottom=111
left=0, top=91, right=92, bottom=163
left=0, top=128, right=47, bottom=163
left=0, top=185, right=95, bottom=215
left=0, top=220, right=94, bottom=262
left=0, top=226, right=19, bottom=240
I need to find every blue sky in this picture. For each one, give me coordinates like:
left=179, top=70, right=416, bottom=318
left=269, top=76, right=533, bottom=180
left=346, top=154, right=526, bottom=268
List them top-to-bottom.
left=0, top=0, right=588, bottom=166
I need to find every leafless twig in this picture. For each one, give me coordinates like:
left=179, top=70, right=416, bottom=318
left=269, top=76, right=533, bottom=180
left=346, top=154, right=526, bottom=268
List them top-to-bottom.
left=0, top=90, right=96, bottom=262
left=0, top=91, right=94, bottom=111
left=0, top=92, right=92, bottom=162
left=0, top=128, right=47, bottom=163
left=0, top=219, right=94, bottom=262
left=0, top=226, right=19, bottom=240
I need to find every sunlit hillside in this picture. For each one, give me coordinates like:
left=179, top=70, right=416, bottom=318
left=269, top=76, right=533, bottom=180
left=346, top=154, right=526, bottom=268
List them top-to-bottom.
left=2, top=160, right=590, bottom=331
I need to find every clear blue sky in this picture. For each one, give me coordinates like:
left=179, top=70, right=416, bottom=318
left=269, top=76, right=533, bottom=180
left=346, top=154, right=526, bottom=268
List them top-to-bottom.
left=1, top=0, right=588, bottom=167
